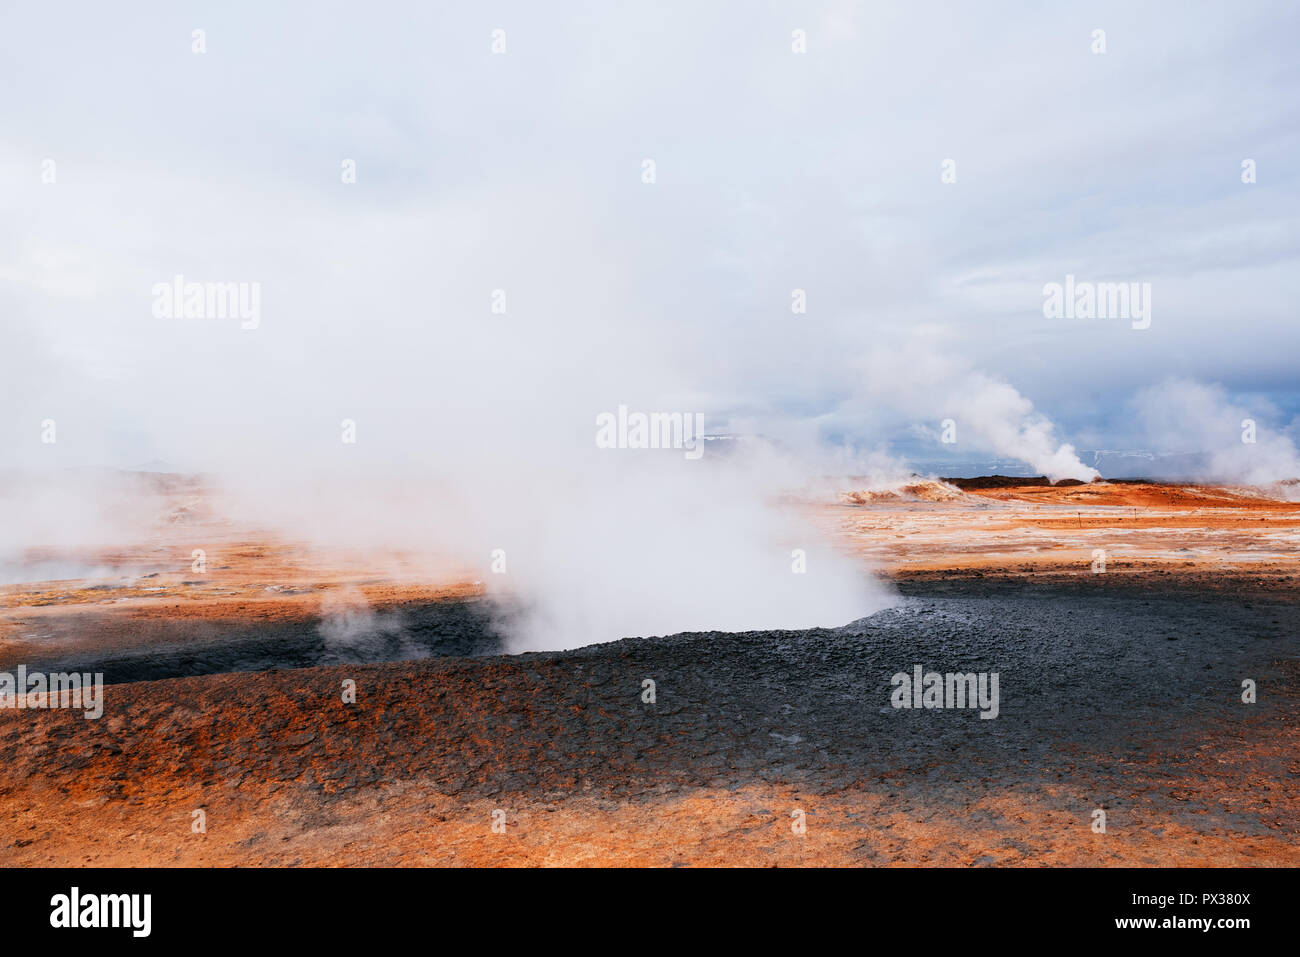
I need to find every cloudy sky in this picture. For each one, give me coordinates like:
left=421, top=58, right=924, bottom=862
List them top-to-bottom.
left=3, top=0, right=1298, bottom=476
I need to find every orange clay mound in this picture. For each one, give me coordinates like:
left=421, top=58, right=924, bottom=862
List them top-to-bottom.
left=841, top=479, right=975, bottom=504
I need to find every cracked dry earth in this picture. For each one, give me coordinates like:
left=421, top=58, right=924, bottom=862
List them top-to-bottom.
left=1, top=579, right=1297, bottom=866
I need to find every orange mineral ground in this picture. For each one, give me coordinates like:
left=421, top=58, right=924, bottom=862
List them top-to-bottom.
left=1, top=476, right=1297, bottom=866
left=829, top=477, right=1300, bottom=589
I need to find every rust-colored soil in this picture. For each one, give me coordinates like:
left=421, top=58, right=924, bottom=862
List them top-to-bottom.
left=2, top=478, right=1297, bottom=866
left=824, top=481, right=1300, bottom=592
left=2, top=653, right=1294, bottom=867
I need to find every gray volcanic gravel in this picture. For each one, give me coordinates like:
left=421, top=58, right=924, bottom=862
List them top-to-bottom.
left=13, top=581, right=1297, bottom=822
left=24, top=598, right=505, bottom=685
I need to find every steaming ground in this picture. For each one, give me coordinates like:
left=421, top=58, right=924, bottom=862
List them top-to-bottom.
left=0, top=463, right=894, bottom=654
left=2, top=477, right=1298, bottom=865
left=1, top=577, right=1296, bottom=866
left=14, top=597, right=502, bottom=685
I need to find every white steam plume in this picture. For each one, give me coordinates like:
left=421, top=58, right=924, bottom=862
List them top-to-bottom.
left=845, top=344, right=1099, bottom=483
left=1132, top=378, right=1300, bottom=491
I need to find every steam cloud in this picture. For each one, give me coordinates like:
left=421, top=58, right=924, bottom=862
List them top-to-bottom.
left=13, top=1, right=1288, bottom=651
left=844, top=343, right=1099, bottom=483
left=1132, top=378, right=1300, bottom=493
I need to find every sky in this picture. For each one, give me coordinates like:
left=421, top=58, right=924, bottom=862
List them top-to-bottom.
left=2, top=0, right=1299, bottom=476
